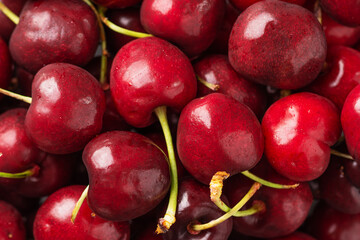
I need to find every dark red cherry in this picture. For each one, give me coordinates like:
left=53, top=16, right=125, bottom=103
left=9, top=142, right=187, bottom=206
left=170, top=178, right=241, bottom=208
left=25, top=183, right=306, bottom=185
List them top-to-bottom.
left=0, top=0, right=26, bottom=41
left=9, top=0, right=99, bottom=74
left=92, top=0, right=141, bottom=9
left=140, top=0, right=225, bottom=57
left=229, top=0, right=326, bottom=89
left=230, top=0, right=306, bottom=11
left=320, top=0, right=360, bottom=27
left=322, top=11, right=360, bottom=46
left=0, top=37, right=11, bottom=96
left=110, top=37, right=197, bottom=128
left=307, top=45, right=360, bottom=109
left=194, top=54, right=267, bottom=118
left=25, top=63, right=106, bottom=154
left=341, top=85, right=360, bottom=160
left=262, top=92, right=341, bottom=181
left=177, top=93, right=264, bottom=184
left=83, top=131, right=170, bottom=221
left=344, top=158, right=360, bottom=188
left=224, top=160, right=313, bottom=238
left=164, top=177, right=233, bottom=240
left=33, top=185, right=130, bottom=240
left=0, top=187, right=39, bottom=214
left=0, top=201, right=26, bottom=240
left=269, top=232, right=316, bottom=240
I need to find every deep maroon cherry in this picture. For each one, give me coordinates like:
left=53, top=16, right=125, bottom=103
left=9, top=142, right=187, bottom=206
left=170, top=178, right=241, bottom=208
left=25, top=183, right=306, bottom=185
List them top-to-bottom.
left=0, top=0, right=26, bottom=41
left=9, top=0, right=99, bottom=74
left=92, top=0, right=141, bottom=9
left=140, top=0, right=225, bottom=57
left=229, top=0, right=326, bottom=89
left=229, top=0, right=306, bottom=11
left=320, top=0, right=360, bottom=27
left=110, top=36, right=197, bottom=128
left=0, top=37, right=11, bottom=96
left=307, top=45, right=360, bottom=109
left=194, top=54, right=267, bottom=118
left=25, top=63, right=106, bottom=154
left=341, top=85, right=360, bottom=160
left=262, top=92, right=341, bottom=181
left=177, top=93, right=264, bottom=184
left=83, top=131, right=170, bottom=222
left=344, top=158, right=360, bottom=188
left=224, top=160, right=313, bottom=238
left=164, top=177, right=233, bottom=240
left=33, top=185, right=130, bottom=240
left=0, top=200, right=26, bottom=240
left=269, top=232, right=316, bottom=240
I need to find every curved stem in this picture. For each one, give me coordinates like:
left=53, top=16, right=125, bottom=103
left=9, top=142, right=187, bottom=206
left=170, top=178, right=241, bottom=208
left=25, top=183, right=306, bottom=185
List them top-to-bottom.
left=83, top=0, right=108, bottom=86
left=314, top=0, right=322, bottom=24
left=0, top=2, right=19, bottom=24
left=99, top=6, right=152, bottom=39
left=197, top=76, right=220, bottom=91
left=0, top=88, right=32, bottom=104
left=154, top=106, right=178, bottom=234
left=331, top=149, right=353, bottom=160
left=0, top=166, right=38, bottom=179
left=241, top=170, right=299, bottom=189
left=190, top=182, right=261, bottom=232
left=71, top=185, right=89, bottom=223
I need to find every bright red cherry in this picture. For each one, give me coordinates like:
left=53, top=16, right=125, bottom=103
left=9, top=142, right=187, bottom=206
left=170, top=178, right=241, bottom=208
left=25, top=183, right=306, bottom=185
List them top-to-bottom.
left=229, top=0, right=326, bottom=89
left=320, top=0, right=360, bottom=27
left=262, top=92, right=341, bottom=181
left=0, top=200, right=26, bottom=240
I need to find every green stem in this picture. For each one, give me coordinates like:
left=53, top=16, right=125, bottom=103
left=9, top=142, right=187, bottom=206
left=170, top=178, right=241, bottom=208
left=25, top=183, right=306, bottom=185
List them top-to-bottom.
left=0, top=2, right=19, bottom=24
left=99, top=6, right=152, bottom=38
left=197, top=76, right=219, bottom=91
left=0, top=88, right=32, bottom=104
left=154, top=106, right=178, bottom=234
left=330, top=149, right=353, bottom=160
left=0, top=166, right=38, bottom=179
left=241, top=170, right=299, bottom=189
left=190, top=182, right=261, bottom=232
left=71, top=185, right=89, bottom=223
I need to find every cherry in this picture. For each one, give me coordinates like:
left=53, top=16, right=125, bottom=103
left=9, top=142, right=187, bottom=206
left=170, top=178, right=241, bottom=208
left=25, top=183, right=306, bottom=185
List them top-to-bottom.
left=0, top=0, right=25, bottom=41
left=9, top=0, right=99, bottom=74
left=92, top=0, right=141, bottom=9
left=140, top=0, right=225, bottom=57
left=229, top=0, right=326, bottom=89
left=230, top=0, right=306, bottom=11
left=320, top=0, right=360, bottom=27
left=0, top=37, right=11, bottom=97
left=307, top=45, right=360, bottom=109
left=194, top=54, right=267, bottom=118
left=25, top=63, right=106, bottom=154
left=341, top=85, right=360, bottom=160
left=262, top=92, right=341, bottom=181
left=177, top=93, right=263, bottom=184
left=83, top=131, right=170, bottom=222
left=344, top=158, right=360, bottom=188
left=224, top=160, right=313, bottom=238
left=163, top=177, right=233, bottom=240
left=33, top=185, right=130, bottom=240
left=0, top=187, right=39, bottom=214
left=0, top=200, right=26, bottom=240
left=269, top=232, right=316, bottom=240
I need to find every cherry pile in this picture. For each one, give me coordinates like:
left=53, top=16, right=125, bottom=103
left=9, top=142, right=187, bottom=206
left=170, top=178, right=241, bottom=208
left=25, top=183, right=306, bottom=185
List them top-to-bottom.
left=0, top=0, right=359, bottom=239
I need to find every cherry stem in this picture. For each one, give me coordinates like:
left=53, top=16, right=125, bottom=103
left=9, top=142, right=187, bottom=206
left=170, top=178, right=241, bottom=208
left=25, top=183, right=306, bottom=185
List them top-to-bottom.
left=83, top=0, right=108, bottom=87
left=314, top=0, right=322, bottom=24
left=0, top=1, right=19, bottom=24
left=98, top=6, right=153, bottom=39
left=197, top=76, right=220, bottom=91
left=0, top=88, right=32, bottom=104
left=280, top=90, right=291, bottom=98
left=154, top=106, right=178, bottom=234
left=330, top=149, right=353, bottom=160
left=0, top=166, right=38, bottom=179
left=241, top=170, right=299, bottom=189
left=210, top=171, right=265, bottom=217
left=190, top=182, right=261, bottom=232
left=71, top=185, right=89, bottom=223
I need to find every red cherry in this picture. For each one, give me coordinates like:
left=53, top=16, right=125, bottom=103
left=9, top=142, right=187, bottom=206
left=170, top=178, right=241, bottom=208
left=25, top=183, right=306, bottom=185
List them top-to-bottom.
left=0, top=0, right=26, bottom=41
left=230, top=0, right=306, bottom=11
left=320, top=0, right=360, bottom=27
left=0, top=37, right=11, bottom=97
left=262, top=92, right=341, bottom=181
left=0, top=201, right=26, bottom=240
left=269, top=232, right=316, bottom=240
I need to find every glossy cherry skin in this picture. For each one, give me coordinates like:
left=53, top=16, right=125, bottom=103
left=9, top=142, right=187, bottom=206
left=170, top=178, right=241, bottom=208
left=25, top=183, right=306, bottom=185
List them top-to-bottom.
left=0, top=0, right=26, bottom=41
left=9, top=0, right=99, bottom=74
left=92, top=0, right=141, bottom=8
left=140, top=0, right=225, bottom=57
left=229, top=0, right=326, bottom=89
left=230, top=0, right=306, bottom=11
left=320, top=0, right=360, bottom=27
left=322, top=12, right=360, bottom=46
left=0, top=37, right=11, bottom=96
left=110, top=37, right=197, bottom=128
left=307, top=45, right=360, bottom=109
left=194, top=54, right=267, bottom=118
left=25, top=63, right=106, bottom=154
left=341, top=85, right=360, bottom=160
left=262, top=92, right=341, bottom=181
left=177, top=93, right=264, bottom=184
left=0, top=108, right=40, bottom=173
left=83, top=131, right=170, bottom=221
left=224, top=160, right=313, bottom=238
left=164, top=177, right=233, bottom=240
left=33, top=185, right=130, bottom=240
left=0, top=201, right=26, bottom=240
left=308, top=203, right=360, bottom=240
left=269, top=232, right=316, bottom=240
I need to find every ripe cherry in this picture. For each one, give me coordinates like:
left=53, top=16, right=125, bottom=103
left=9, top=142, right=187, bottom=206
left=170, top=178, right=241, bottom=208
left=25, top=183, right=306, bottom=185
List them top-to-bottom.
left=320, top=0, right=360, bottom=27
left=0, top=200, right=26, bottom=240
